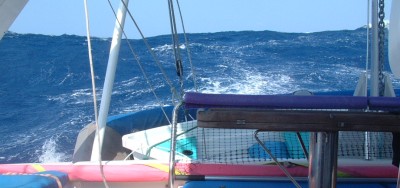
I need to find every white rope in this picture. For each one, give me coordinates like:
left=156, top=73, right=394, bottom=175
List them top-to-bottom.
left=83, top=0, right=110, bottom=187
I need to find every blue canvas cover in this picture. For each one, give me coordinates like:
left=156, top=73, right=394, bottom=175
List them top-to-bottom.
left=0, top=171, right=69, bottom=188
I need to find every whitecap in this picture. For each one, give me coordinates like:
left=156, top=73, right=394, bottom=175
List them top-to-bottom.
left=37, top=138, right=68, bottom=163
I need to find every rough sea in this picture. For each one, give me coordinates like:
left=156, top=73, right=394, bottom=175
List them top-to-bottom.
left=0, top=28, right=399, bottom=163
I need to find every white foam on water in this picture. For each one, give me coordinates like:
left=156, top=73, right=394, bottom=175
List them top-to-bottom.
left=151, top=44, right=185, bottom=51
left=151, top=44, right=172, bottom=52
left=198, top=71, right=296, bottom=95
left=47, top=88, right=93, bottom=105
left=37, top=138, right=68, bottom=163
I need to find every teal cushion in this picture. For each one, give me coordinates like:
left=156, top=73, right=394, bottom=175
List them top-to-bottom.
left=284, top=132, right=310, bottom=159
left=248, top=141, right=289, bottom=159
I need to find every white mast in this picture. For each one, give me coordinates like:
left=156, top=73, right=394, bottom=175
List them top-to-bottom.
left=0, top=0, right=29, bottom=40
left=91, top=0, right=129, bottom=161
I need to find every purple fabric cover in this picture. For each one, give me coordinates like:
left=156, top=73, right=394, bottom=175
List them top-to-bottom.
left=184, top=92, right=368, bottom=109
left=368, top=97, right=400, bottom=110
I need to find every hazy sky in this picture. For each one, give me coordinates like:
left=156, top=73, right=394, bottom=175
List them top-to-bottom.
left=10, top=0, right=393, bottom=38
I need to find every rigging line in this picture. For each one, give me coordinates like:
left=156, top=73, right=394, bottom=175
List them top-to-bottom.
left=106, top=0, right=172, bottom=125
left=118, top=0, right=181, bottom=103
left=167, top=0, right=185, bottom=98
left=167, top=0, right=182, bottom=69
left=167, top=0, right=179, bottom=62
left=168, top=0, right=183, bottom=75
left=175, top=0, right=198, bottom=92
left=364, top=0, right=372, bottom=162
left=83, top=1, right=110, bottom=188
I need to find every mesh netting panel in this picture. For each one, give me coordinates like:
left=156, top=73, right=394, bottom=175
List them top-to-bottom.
left=173, top=121, right=393, bottom=164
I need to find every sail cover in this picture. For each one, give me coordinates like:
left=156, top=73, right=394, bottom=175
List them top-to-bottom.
left=0, top=0, right=29, bottom=40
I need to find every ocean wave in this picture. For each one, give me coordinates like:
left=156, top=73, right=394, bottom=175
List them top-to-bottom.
left=2, top=28, right=399, bottom=163
left=151, top=44, right=186, bottom=53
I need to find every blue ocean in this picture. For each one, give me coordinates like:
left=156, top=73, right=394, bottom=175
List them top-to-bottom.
left=0, top=28, right=398, bottom=163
